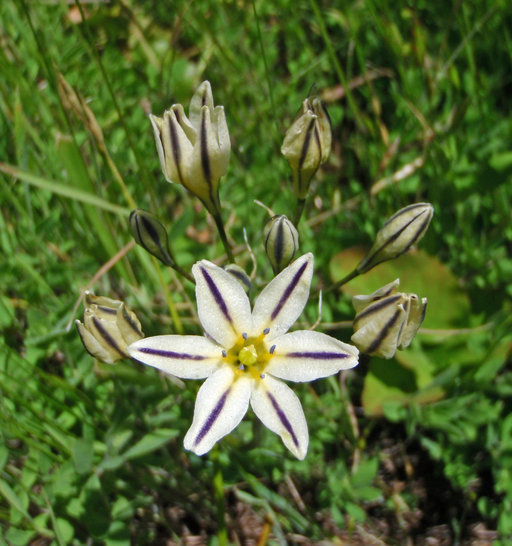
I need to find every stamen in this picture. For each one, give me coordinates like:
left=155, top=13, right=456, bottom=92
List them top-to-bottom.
left=263, top=328, right=270, bottom=335
left=242, top=332, right=248, bottom=340
left=270, top=345, right=276, bottom=354
left=222, top=350, right=227, bottom=358
left=239, top=364, right=245, bottom=370
left=260, top=373, right=266, bottom=379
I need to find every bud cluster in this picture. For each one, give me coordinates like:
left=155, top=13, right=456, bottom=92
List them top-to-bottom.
left=150, top=81, right=230, bottom=216
left=281, top=96, right=332, bottom=200
left=351, top=279, right=427, bottom=359
left=76, top=292, right=143, bottom=364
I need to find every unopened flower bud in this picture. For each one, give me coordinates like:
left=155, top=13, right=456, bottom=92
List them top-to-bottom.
left=150, top=81, right=230, bottom=215
left=281, top=96, right=332, bottom=199
left=357, top=203, right=434, bottom=274
left=129, top=209, right=175, bottom=266
left=263, top=215, right=299, bottom=274
left=222, top=264, right=251, bottom=293
left=351, top=279, right=427, bottom=359
left=76, top=292, right=143, bottom=364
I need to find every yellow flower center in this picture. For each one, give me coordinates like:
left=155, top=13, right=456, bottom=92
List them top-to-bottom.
left=223, top=330, right=274, bottom=379
left=239, top=345, right=258, bottom=366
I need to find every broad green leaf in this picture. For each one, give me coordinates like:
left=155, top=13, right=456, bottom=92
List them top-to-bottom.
left=362, top=352, right=445, bottom=417
left=121, top=428, right=179, bottom=460
left=72, top=438, right=94, bottom=475
left=81, top=474, right=111, bottom=537
left=0, top=479, right=32, bottom=521
left=55, top=518, right=74, bottom=544
left=4, top=528, right=35, bottom=546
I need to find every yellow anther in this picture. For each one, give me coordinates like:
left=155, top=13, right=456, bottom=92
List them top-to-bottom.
left=239, top=345, right=258, bottom=366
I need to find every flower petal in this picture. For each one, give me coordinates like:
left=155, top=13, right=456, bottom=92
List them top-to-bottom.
left=189, top=80, right=214, bottom=130
left=171, top=103, right=196, bottom=143
left=212, top=105, right=231, bottom=177
left=187, top=106, right=218, bottom=203
left=161, top=108, right=194, bottom=185
left=149, top=114, right=171, bottom=183
left=252, top=253, right=314, bottom=340
left=192, top=260, right=252, bottom=347
left=352, top=279, right=400, bottom=314
left=398, top=296, right=427, bottom=349
left=351, top=301, right=407, bottom=359
left=83, top=309, right=128, bottom=361
left=76, top=320, right=116, bottom=364
left=265, top=330, right=359, bottom=382
left=128, top=335, right=222, bottom=379
left=184, top=367, right=251, bottom=455
left=250, top=375, right=308, bottom=460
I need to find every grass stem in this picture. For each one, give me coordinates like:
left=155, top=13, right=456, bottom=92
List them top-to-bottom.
left=153, top=257, right=184, bottom=335
left=212, top=449, right=228, bottom=546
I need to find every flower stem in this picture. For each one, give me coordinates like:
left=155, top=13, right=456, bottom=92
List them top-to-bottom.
left=293, top=197, right=306, bottom=226
left=212, top=211, right=235, bottom=263
left=171, top=262, right=195, bottom=284
left=322, top=268, right=359, bottom=295
left=212, top=449, right=228, bottom=546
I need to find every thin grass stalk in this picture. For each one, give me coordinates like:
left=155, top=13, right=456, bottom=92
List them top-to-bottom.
left=17, top=0, right=132, bottom=281
left=73, top=0, right=156, bottom=206
left=251, top=0, right=278, bottom=137
left=308, top=0, right=364, bottom=131
left=153, top=257, right=184, bottom=335
left=212, top=448, right=228, bottom=546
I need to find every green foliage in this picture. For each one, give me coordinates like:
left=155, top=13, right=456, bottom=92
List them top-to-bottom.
left=1, top=0, right=511, bottom=543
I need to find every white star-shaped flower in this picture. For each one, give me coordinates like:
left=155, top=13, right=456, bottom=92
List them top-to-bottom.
left=128, top=253, right=359, bottom=459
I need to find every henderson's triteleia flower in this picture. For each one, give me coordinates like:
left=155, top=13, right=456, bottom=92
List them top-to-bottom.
left=150, top=81, right=230, bottom=216
left=281, top=96, right=332, bottom=199
left=357, top=203, right=434, bottom=274
left=128, top=253, right=359, bottom=459
left=351, top=279, right=427, bottom=359
left=76, top=292, right=144, bottom=364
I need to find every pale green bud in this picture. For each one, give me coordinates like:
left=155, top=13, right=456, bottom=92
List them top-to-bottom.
left=150, top=81, right=230, bottom=215
left=281, top=96, right=332, bottom=199
left=357, top=203, right=434, bottom=274
left=129, top=209, right=174, bottom=266
left=263, top=215, right=299, bottom=274
left=222, top=263, right=251, bottom=293
left=351, top=279, right=427, bottom=359
left=76, top=292, right=143, bottom=364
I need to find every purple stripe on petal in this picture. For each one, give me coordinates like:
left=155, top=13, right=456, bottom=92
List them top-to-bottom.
left=200, top=109, right=212, bottom=184
left=168, top=115, right=184, bottom=183
left=270, top=260, right=308, bottom=320
left=200, top=266, right=233, bottom=325
left=366, top=307, right=403, bottom=354
left=92, top=317, right=127, bottom=358
left=138, top=347, right=208, bottom=361
left=285, top=351, right=350, bottom=360
left=194, top=388, right=230, bottom=446
left=267, top=392, right=299, bottom=448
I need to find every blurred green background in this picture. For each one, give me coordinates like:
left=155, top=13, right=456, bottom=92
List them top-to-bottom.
left=1, top=0, right=511, bottom=543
